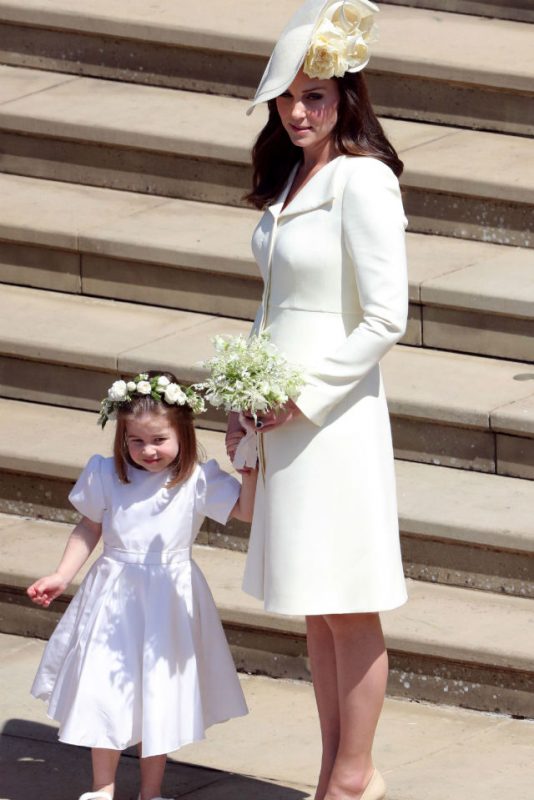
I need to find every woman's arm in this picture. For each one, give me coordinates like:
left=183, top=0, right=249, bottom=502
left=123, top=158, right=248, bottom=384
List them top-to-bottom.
left=295, top=158, right=408, bottom=427
left=230, top=468, right=259, bottom=522
left=27, top=516, right=102, bottom=607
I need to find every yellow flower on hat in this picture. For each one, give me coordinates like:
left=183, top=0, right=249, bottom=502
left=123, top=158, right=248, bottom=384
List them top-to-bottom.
left=304, top=0, right=378, bottom=80
left=331, top=0, right=376, bottom=39
left=304, top=19, right=349, bottom=79
left=346, top=36, right=369, bottom=65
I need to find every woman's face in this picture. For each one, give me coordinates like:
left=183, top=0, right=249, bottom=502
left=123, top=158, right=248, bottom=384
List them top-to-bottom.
left=276, top=70, right=340, bottom=152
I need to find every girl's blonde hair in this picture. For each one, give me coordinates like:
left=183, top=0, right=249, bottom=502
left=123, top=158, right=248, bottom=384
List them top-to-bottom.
left=113, top=371, right=200, bottom=488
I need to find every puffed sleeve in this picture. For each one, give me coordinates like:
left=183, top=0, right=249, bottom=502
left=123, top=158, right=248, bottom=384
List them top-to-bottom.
left=295, top=158, right=408, bottom=427
left=68, top=454, right=107, bottom=523
left=194, top=459, right=241, bottom=525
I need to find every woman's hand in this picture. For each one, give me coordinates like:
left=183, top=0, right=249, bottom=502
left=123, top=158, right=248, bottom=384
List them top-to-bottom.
left=250, top=399, right=302, bottom=432
left=225, top=411, right=246, bottom=462
left=27, top=572, right=68, bottom=607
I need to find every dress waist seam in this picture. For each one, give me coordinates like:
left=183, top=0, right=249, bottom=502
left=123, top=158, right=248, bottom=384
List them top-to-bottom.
left=102, top=544, right=192, bottom=565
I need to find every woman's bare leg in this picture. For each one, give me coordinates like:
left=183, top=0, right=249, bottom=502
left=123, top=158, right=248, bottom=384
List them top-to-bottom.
left=323, top=612, right=388, bottom=800
left=306, top=614, right=341, bottom=800
left=91, top=748, right=121, bottom=797
left=139, top=752, right=167, bottom=800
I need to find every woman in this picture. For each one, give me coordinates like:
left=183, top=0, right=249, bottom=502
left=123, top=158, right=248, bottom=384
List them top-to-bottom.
left=226, top=2, right=408, bottom=799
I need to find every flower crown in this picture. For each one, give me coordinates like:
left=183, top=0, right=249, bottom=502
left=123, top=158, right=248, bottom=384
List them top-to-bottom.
left=304, top=0, right=378, bottom=81
left=98, top=373, right=206, bottom=428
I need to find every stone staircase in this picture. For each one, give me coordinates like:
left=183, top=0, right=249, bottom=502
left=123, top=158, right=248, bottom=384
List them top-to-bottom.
left=0, top=0, right=533, bottom=746
left=385, top=0, right=534, bottom=23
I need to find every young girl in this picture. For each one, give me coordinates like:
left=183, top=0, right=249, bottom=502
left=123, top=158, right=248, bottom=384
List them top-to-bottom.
left=28, top=371, right=255, bottom=800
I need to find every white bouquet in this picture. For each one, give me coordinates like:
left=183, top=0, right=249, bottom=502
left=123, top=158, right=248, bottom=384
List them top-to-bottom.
left=198, top=332, right=304, bottom=418
left=197, top=333, right=304, bottom=468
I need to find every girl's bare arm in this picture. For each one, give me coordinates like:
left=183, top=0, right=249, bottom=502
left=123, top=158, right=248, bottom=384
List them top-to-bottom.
left=231, top=468, right=259, bottom=522
left=27, top=516, right=102, bottom=607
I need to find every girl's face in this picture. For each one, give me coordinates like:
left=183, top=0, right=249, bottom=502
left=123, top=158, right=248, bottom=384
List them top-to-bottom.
left=275, top=70, right=340, bottom=152
left=125, top=412, right=179, bottom=473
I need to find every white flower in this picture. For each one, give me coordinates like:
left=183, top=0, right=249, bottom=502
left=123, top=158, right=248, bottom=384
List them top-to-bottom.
left=304, top=0, right=377, bottom=79
left=304, top=21, right=348, bottom=79
left=346, top=36, right=369, bottom=67
left=213, top=335, right=227, bottom=352
left=157, top=375, right=170, bottom=388
left=108, top=380, right=128, bottom=401
left=126, top=381, right=137, bottom=392
left=136, top=381, right=152, bottom=395
left=164, top=383, right=187, bottom=405
left=271, top=387, right=288, bottom=405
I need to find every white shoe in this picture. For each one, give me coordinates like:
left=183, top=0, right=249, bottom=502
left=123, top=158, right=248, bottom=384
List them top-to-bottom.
left=78, top=793, right=113, bottom=800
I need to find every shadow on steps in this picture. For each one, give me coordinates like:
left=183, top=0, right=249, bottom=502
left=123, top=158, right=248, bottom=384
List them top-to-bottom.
left=1, top=719, right=308, bottom=800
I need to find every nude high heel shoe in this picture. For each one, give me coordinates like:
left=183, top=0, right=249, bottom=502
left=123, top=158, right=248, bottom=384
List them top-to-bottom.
left=361, top=769, right=386, bottom=800
left=78, top=793, right=113, bottom=800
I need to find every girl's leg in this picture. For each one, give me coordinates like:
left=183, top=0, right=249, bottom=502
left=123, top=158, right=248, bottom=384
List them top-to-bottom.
left=323, top=612, right=388, bottom=800
left=306, top=614, right=341, bottom=800
left=91, top=748, right=121, bottom=797
left=139, top=752, right=167, bottom=800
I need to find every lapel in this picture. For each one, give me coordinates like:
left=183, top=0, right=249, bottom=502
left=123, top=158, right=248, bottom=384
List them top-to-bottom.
left=268, top=155, right=346, bottom=221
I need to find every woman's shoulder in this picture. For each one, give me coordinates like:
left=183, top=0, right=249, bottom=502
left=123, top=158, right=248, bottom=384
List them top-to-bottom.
left=340, top=155, right=398, bottom=184
left=337, top=156, right=402, bottom=210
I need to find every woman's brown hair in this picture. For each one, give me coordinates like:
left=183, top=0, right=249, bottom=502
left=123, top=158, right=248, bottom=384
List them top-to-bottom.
left=246, top=72, right=403, bottom=210
left=113, top=371, right=200, bottom=488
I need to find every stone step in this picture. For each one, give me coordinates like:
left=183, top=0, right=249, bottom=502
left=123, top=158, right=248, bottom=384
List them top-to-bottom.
left=385, top=0, right=534, bottom=24
left=0, top=2, right=532, bottom=134
left=0, top=66, right=532, bottom=247
left=0, top=174, right=532, bottom=363
left=1, top=286, right=534, bottom=478
left=0, top=399, right=532, bottom=598
left=1, top=520, right=533, bottom=716
left=3, top=632, right=534, bottom=800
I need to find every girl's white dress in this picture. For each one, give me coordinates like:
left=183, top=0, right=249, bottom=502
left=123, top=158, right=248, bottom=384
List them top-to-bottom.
left=31, top=455, right=248, bottom=757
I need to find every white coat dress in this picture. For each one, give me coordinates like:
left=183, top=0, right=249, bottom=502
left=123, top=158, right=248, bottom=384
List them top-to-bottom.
left=242, top=155, right=409, bottom=616
left=31, top=456, right=248, bottom=757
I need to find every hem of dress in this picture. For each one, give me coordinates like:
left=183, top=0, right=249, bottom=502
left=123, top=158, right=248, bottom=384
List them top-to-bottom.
left=242, top=586, right=409, bottom=617
left=43, top=707, right=248, bottom=758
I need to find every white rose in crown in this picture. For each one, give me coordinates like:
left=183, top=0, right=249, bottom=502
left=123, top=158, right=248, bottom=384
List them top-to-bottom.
left=157, top=375, right=171, bottom=389
left=108, top=380, right=128, bottom=401
left=136, top=380, right=152, bottom=395
left=126, top=381, right=137, bottom=392
left=164, top=383, right=187, bottom=405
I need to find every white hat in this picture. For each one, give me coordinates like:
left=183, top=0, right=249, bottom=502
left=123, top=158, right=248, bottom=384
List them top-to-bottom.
left=248, top=0, right=379, bottom=115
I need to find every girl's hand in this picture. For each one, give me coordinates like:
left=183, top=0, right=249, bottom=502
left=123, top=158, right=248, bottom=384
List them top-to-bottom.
left=249, top=399, right=302, bottom=432
left=27, top=573, right=68, bottom=607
